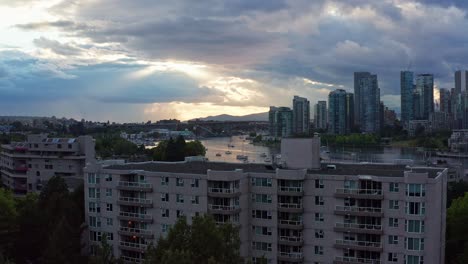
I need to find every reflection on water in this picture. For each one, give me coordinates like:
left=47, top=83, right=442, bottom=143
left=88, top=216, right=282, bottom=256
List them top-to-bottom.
left=200, top=136, right=279, bottom=164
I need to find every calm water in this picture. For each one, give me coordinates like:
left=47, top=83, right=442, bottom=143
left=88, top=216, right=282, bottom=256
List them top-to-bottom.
left=200, top=136, right=468, bottom=170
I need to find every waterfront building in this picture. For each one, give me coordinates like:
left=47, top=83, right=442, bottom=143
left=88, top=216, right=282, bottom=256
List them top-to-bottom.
left=401, top=71, right=414, bottom=123
left=354, top=72, right=381, bottom=133
left=415, top=74, right=434, bottom=120
left=328, top=89, right=353, bottom=135
left=292, top=96, right=310, bottom=135
left=314, top=101, right=327, bottom=130
left=269, top=106, right=293, bottom=138
left=429, top=111, right=451, bottom=132
left=407, top=120, right=431, bottom=137
left=448, top=129, right=468, bottom=153
left=0, top=134, right=95, bottom=195
left=84, top=137, right=447, bottom=264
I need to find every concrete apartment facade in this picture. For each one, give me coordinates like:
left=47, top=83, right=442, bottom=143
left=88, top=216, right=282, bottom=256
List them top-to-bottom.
left=1, top=134, right=95, bottom=195
left=84, top=138, right=447, bottom=264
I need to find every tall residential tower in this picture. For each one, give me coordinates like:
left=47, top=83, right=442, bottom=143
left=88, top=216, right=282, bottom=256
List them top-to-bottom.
left=400, top=71, right=414, bottom=123
left=354, top=72, right=381, bottom=133
left=292, top=96, right=310, bottom=135
left=314, top=101, right=327, bottom=130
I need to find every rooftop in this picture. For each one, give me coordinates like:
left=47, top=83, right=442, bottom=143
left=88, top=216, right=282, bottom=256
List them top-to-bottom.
left=105, top=161, right=445, bottom=178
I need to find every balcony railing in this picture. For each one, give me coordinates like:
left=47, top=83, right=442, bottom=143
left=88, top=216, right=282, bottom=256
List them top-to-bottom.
left=118, top=181, right=152, bottom=189
left=278, top=186, right=303, bottom=193
left=208, top=187, right=239, bottom=194
left=336, top=188, right=382, bottom=195
left=118, top=197, right=153, bottom=205
left=278, top=203, right=303, bottom=209
left=208, top=204, right=239, bottom=211
left=335, top=206, right=382, bottom=213
left=118, top=212, right=152, bottom=220
left=278, top=220, right=303, bottom=226
left=335, top=223, right=382, bottom=231
left=119, top=227, right=152, bottom=236
left=279, top=236, right=303, bottom=242
left=335, top=239, right=382, bottom=249
left=119, top=241, right=147, bottom=250
left=278, top=252, right=303, bottom=259
left=120, top=256, right=141, bottom=263
left=335, top=256, right=381, bottom=264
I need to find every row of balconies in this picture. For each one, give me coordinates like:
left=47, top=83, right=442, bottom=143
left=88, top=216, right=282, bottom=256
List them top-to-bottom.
left=117, top=181, right=153, bottom=192
left=335, top=188, right=383, bottom=200
left=117, top=197, right=153, bottom=207
left=208, top=204, right=241, bottom=214
left=334, top=206, right=383, bottom=217
left=118, top=212, right=153, bottom=223
left=334, top=222, right=383, bottom=235
left=118, top=227, right=153, bottom=239
left=334, top=239, right=382, bottom=252
left=119, top=241, right=147, bottom=253
left=277, top=252, right=303, bottom=262
left=334, top=256, right=381, bottom=264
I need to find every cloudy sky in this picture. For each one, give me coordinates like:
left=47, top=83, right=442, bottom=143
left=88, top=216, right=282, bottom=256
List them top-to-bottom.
left=0, top=0, right=467, bottom=122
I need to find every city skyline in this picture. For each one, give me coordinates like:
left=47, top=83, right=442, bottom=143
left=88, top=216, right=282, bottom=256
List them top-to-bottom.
left=1, top=1, right=468, bottom=122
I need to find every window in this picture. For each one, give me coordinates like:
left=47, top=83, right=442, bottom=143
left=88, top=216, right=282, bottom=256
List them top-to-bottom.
left=45, top=164, right=53, bottom=169
left=88, top=173, right=99, bottom=184
left=105, top=174, right=112, bottom=182
left=161, top=177, right=169, bottom=186
left=251, top=177, right=272, bottom=187
left=176, top=178, right=184, bottom=187
left=191, top=179, right=199, bottom=188
left=315, top=179, right=324, bottom=188
left=390, top=183, right=399, bottom=192
left=406, top=184, right=425, bottom=197
left=88, top=187, right=99, bottom=198
left=106, top=188, right=112, bottom=197
left=161, top=193, right=169, bottom=202
left=176, top=194, right=184, bottom=203
left=252, top=194, right=272, bottom=203
left=191, top=196, right=199, bottom=204
left=315, top=196, right=324, bottom=205
left=389, top=200, right=399, bottom=210
left=89, top=202, right=96, bottom=213
left=406, top=202, right=425, bottom=215
left=106, top=203, right=113, bottom=212
left=161, top=209, right=169, bottom=218
left=176, top=210, right=184, bottom=218
left=252, top=210, right=272, bottom=220
left=315, top=213, right=324, bottom=222
left=89, top=216, right=101, bottom=228
left=106, top=218, right=113, bottom=226
left=389, top=218, right=399, bottom=227
left=405, top=220, right=425, bottom=233
left=162, top=224, right=170, bottom=233
left=252, top=226, right=272, bottom=236
left=314, top=229, right=324, bottom=238
left=89, top=231, right=102, bottom=242
left=107, top=232, right=113, bottom=241
left=388, top=235, right=398, bottom=245
left=405, top=238, right=424, bottom=251
left=252, top=241, right=272, bottom=252
left=314, top=245, right=323, bottom=255
left=388, top=253, right=398, bottom=262
left=406, top=255, right=424, bottom=264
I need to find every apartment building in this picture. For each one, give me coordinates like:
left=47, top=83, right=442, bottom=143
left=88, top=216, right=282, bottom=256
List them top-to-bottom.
left=1, top=134, right=95, bottom=195
left=84, top=138, right=447, bottom=264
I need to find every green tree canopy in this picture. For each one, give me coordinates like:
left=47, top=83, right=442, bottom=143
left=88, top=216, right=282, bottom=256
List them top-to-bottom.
left=151, top=137, right=206, bottom=161
left=446, top=193, right=468, bottom=264
left=144, top=215, right=241, bottom=264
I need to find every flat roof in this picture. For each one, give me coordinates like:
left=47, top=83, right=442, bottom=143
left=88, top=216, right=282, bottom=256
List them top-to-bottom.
left=105, top=161, right=444, bottom=178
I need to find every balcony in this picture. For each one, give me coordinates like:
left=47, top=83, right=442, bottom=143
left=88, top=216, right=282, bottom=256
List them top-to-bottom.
left=14, top=165, right=28, bottom=172
left=117, top=181, right=153, bottom=192
left=278, top=186, right=303, bottom=196
left=207, top=187, right=241, bottom=198
left=335, top=189, right=383, bottom=199
left=117, top=197, right=153, bottom=207
left=278, top=203, right=303, bottom=213
left=208, top=204, right=241, bottom=214
left=334, top=206, right=383, bottom=217
left=117, top=212, right=153, bottom=223
left=278, top=220, right=303, bottom=229
left=334, top=223, right=383, bottom=235
left=118, top=227, right=154, bottom=238
left=278, top=236, right=303, bottom=246
left=334, top=240, right=382, bottom=252
left=119, top=241, right=147, bottom=252
left=277, top=252, right=303, bottom=262
left=120, top=256, right=142, bottom=263
left=334, top=256, right=381, bottom=264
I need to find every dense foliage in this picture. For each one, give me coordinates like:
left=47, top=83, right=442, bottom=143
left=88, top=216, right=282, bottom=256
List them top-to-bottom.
left=94, top=134, right=146, bottom=159
left=321, top=134, right=379, bottom=146
left=150, top=136, right=206, bottom=161
left=0, top=177, right=86, bottom=264
left=446, top=192, right=468, bottom=263
left=144, top=215, right=241, bottom=264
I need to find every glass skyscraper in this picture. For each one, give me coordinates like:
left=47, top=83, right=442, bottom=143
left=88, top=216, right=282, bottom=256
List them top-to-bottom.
left=400, top=71, right=414, bottom=122
left=354, top=72, right=380, bottom=133
left=416, top=74, right=434, bottom=119
left=328, top=89, right=353, bottom=135
left=292, top=96, right=310, bottom=135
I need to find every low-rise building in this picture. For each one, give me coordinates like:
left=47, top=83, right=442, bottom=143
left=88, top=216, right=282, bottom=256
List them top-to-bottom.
left=448, top=129, right=468, bottom=152
left=1, top=134, right=95, bottom=195
left=84, top=137, right=446, bottom=264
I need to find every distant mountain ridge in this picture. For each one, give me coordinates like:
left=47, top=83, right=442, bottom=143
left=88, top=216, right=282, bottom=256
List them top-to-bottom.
left=191, top=112, right=268, bottom=121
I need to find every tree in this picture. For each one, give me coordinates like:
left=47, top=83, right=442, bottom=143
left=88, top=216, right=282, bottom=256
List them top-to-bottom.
left=152, top=138, right=206, bottom=161
left=184, top=140, right=206, bottom=157
left=447, top=181, right=468, bottom=208
left=0, top=189, right=17, bottom=258
left=446, top=193, right=468, bottom=264
left=144, top=215, right=241, bottom=264
left=89, top=236, right=117, bottom=264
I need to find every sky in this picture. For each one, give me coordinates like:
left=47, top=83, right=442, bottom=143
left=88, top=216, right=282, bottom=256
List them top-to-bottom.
left=0, top=0, right=467, bottom=122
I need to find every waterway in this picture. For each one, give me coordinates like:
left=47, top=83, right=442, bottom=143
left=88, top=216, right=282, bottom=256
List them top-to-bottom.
left=199, top=136, right=468, bottom=170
